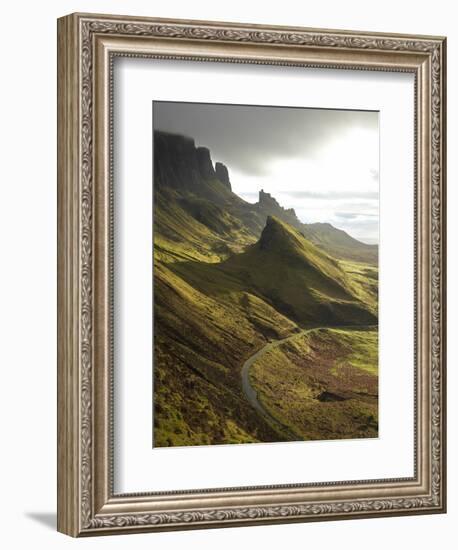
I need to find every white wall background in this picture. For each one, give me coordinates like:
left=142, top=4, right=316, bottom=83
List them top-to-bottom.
left=0, top=1, right=454, bottom=548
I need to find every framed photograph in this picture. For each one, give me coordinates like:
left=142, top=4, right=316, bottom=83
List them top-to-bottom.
left=57, top=13, right=446, bottom=536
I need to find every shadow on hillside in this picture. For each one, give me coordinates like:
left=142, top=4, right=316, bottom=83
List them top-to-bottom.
left=162, top=253, right=377, bottom=329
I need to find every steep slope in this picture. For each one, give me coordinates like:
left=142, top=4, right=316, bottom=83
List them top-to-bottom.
left=154, top=131, right=264, bottom=259
left=217, top=216, right=377, bottom=326
left=154, top=260, right=299, bottom=446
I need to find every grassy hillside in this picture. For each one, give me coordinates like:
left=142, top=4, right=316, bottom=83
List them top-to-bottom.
left=154, top=216, right=378, bottom=446
left=218, top=216, right=377, bottom=326
left=153, top=233, right=301, bottom=446
left=153, top=260, right=300, bottom=446
left=250, top=328, right=378, bottom=440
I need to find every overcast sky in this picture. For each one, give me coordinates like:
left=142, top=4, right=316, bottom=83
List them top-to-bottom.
left=154, top=101, right=379, bottom=244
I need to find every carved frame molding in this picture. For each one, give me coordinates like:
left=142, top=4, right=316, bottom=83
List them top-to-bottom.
left=57, top=13, right=446, bottom=536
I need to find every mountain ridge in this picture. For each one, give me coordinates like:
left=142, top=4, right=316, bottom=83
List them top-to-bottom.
left=154, top=130, right=378, bottom=265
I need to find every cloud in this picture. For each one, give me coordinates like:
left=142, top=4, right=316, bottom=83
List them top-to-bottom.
left=154, top=101, right=378, bottom=176
left=154, top=101, right=379, bottom=243
left=238, top=191, right=260, bottom=201
left=335, top=211, right=379, bottom=220
left=335, top=212, right=358, bottom=220
left=331, top=217, right=379, bottom=243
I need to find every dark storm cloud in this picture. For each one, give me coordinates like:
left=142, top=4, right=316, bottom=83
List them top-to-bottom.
left=153, top=101, right=378, bottom=176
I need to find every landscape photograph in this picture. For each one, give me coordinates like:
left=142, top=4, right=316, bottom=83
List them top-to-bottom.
left=152, top=101, right=379, bottom=448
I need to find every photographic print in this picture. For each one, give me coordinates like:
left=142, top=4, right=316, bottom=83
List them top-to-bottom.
left=153, top=101, right=379, bottom=448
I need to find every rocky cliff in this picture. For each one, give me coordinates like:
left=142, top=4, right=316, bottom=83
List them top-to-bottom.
left=154, top=130, right=232, bottom=194
left=215, top=162, right=231, bottom=190
left=257, top=189, right=302, bottom=230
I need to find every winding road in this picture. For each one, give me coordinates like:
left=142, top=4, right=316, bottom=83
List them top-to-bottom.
left=241, top=329, right=311, bottom=440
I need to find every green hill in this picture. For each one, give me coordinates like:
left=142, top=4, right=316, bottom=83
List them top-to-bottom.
left=218, top=216, right=377, bottom=326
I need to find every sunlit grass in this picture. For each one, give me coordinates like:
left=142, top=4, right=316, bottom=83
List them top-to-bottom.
left=250, top=328, right=378, bottom=441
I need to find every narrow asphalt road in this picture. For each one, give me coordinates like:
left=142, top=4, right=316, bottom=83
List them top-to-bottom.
left=241, top=329, right=311, bottom=440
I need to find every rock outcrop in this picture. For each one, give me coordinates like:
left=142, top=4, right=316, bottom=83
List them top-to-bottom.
left=154, top=130, right=233, bottom=193
left=154, top=131, right=201, bottom=191
left=196, top=146, right=216, bottom=180
left=215, top=162, right=231, bottom=190
left=258, top=189, right=302, bottom=229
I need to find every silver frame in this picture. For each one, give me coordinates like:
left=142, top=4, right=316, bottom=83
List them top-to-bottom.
left=57, top=12, right=446, bottom=536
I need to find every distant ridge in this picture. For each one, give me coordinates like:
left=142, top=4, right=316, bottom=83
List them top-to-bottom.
left=254, top=189, right=377, bottom=265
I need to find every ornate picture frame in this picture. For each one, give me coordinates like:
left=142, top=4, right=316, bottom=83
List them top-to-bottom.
left=57, top=12, right=446, bottom=536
